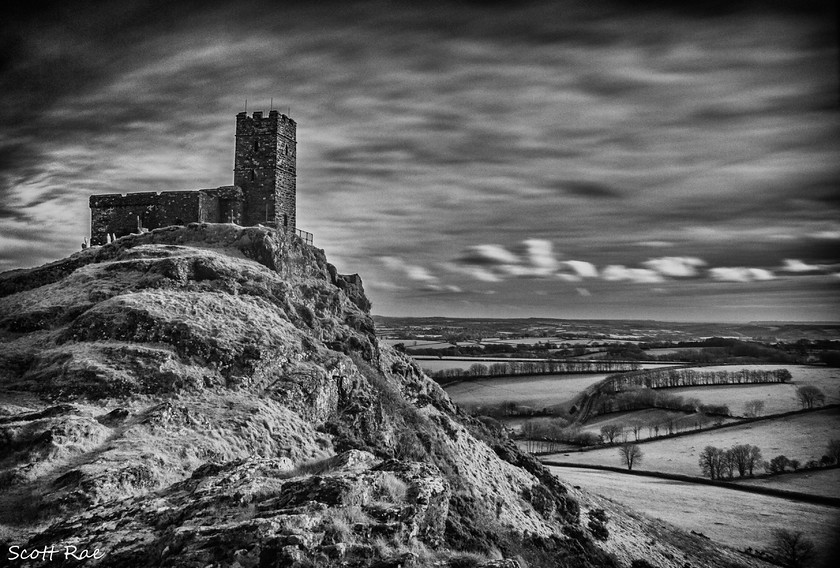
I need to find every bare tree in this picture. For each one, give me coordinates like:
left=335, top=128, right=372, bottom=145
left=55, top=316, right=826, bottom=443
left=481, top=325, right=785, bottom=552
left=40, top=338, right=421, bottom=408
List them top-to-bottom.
left=796, top=386, right=825, bottom=410
left=743, top=399, right=765, bottom=417
left=521, top=420, right=538, bottom=453
left=629, top=420, right=644, bottom=441
left=600, top=424, right=623, bottom=444
left=827, top=439, right=840, bottom=464
left=618, top=443, right=643, bottom=470
left=726, top=444, right=763, bottom=477
left=730, top=445, right=750, bottom=477
left=747, top=445, right=763, bottom=476
left=698, top=446, right=724, bottom=479
left=721, top=449, right=736, bottom=479
left=768, top=455, right=790, bottom=474
left=769, top=529, right=815, bottom=568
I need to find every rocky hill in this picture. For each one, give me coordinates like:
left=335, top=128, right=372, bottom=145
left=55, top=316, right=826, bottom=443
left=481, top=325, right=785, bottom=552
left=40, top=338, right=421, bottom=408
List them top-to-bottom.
left=0, top=224, right=772, bottom=568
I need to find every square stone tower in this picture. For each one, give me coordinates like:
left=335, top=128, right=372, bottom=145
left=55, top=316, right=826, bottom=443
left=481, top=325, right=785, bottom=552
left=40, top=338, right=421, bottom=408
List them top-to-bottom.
left=233, top=110, right=296, bottom=233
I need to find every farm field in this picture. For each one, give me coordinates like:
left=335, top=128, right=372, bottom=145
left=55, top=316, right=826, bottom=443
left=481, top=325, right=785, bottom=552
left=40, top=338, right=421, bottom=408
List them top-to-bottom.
left=481, top=336, right=564, bottom=345
left=474, top=337, right=643, bottom=346
left=379, top=339, right=451, bottom=349
left=645, top=347, right=705, bottom=355
left=424, top=357, right=673, bottom=373
left=441, top=364, right=681, bottom=407
left=664, top=364, right=840, bottom=416
left=444, top=373, right=612, bottom=409
left=668, top=383, right=802, bottom=417
left=543, top=407, right=840, bottom=492
left=579, top=409, right=738, bottom=440
left=549, top=466, right=840, bottom=565
left=734, top=467, right=840, bottom=500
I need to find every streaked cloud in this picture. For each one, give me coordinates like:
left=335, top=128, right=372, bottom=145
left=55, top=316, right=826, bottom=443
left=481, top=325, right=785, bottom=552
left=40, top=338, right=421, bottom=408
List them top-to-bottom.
left=0, top=0, right=837, bottom=321
left=524, top=239, right=559, bottom=276
left=381, top=256, right=439, bottom=284
left=642, top=256, right=706, bottom=278
left=780, top=259, right=826, bottom=273
left=561, top=260, right=599, bottom=279
left=601, top=265, right=665, bottom=284
left=709, top=267, right=776, bottom=283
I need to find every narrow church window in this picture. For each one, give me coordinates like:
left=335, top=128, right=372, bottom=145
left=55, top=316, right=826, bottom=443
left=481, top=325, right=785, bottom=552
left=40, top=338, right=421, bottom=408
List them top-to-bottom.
left=253, top=139, right=259, bottom=151
left=250, top=170, right=255, bottom=181
left=284, top=214, right=288, bottom=227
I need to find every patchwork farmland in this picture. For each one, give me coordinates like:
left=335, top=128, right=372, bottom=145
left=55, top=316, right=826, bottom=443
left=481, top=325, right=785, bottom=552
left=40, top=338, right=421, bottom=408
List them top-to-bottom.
left=442, top=361, right=840, bottom=562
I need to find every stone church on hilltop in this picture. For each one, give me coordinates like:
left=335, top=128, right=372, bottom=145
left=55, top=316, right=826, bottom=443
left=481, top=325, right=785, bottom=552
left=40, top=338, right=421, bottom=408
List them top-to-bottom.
left=89, top=110, right=304, bottom=245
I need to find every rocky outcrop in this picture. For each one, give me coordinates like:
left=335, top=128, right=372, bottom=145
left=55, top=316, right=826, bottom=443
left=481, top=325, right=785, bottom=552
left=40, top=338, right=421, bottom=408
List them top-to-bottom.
left=0, top=225, right=769, bottom=568
left=21, top=449, right=451, bottom=568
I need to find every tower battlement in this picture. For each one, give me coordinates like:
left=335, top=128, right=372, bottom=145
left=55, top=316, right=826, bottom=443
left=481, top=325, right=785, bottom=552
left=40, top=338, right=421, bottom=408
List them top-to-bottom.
left=235, top=111, right=296, bottom=136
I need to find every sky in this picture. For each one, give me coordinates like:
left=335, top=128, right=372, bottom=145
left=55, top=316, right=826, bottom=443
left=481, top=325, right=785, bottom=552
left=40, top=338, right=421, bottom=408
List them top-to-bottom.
left=1, top=0, right=838, bottom=322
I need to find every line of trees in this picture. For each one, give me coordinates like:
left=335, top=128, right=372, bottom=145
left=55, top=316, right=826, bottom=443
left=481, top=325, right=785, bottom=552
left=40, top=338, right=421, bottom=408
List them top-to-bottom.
left=429, top=359, right=641, bottom=381
left=603, top=367, right=792, bottom=393
left=795, top=385, right=826, bottom=409
left=585, top=387, right=730, bottom=421
left=516, top=412, right=720, bottom=451
left=699, top=439, right=840, bottom=480
left=698, top=444, right=763, bottom=479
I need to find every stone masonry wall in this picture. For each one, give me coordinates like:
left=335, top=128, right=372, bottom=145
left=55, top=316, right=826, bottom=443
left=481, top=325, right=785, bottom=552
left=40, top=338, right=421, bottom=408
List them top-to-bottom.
left=233, top=111, right=296, bottom=233
left=90, top=186, right=247, bottom=245
left=202, top=186, right=244, bottom=225
left=90, top=191, right=201, bottom=245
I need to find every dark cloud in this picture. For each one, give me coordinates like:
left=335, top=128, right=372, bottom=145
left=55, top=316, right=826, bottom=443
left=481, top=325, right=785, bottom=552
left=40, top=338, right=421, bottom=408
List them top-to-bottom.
left=549, top=180, right=624, bottom=199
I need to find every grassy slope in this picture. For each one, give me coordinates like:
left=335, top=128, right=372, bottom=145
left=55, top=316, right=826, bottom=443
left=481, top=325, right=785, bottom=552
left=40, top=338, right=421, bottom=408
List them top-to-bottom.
left=664, top=365, right=840, bottom=416
left=445, top=373, right=612, bottom=408
left=543, top=408, right=840, bottom=488
left=549, top=466, right=839, bottom=567
left=734, top=466, right=840, bottom=499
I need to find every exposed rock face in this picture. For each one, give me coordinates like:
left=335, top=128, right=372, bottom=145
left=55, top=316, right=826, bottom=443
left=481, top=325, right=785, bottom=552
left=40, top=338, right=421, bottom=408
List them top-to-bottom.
left=0, top=225, right=769, bottom=568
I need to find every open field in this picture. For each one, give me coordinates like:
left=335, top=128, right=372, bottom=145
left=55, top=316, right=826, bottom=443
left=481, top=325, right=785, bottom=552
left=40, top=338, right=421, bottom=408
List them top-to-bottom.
left=481, top=336, right=565, bottom=345
left=379, top=339, right=452, bottom=349
left=645, top=347, right=706, bottom=355
left=665, top=364, right=840, bottom=416
left=440, top=365, right=687, bottom=408
left=445, top=373, right=612, bottom=409
left=669, top=383, right=802, bottom=417
left=543, top=407, right=840, bottom=491
left=579, top=409, right=738, bottom=440
left=549, top=466, right=840, bottom=566
left=734, top=467, right=840, bottom=500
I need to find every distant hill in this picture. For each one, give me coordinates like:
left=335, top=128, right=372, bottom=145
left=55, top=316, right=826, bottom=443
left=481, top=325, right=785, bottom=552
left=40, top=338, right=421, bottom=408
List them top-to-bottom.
left=374, top=315, right=840, bottom=342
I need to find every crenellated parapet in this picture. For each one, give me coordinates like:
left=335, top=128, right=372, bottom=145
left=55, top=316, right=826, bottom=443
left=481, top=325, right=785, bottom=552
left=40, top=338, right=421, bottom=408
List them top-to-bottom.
left=235, top=110, right=296, bottom=137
